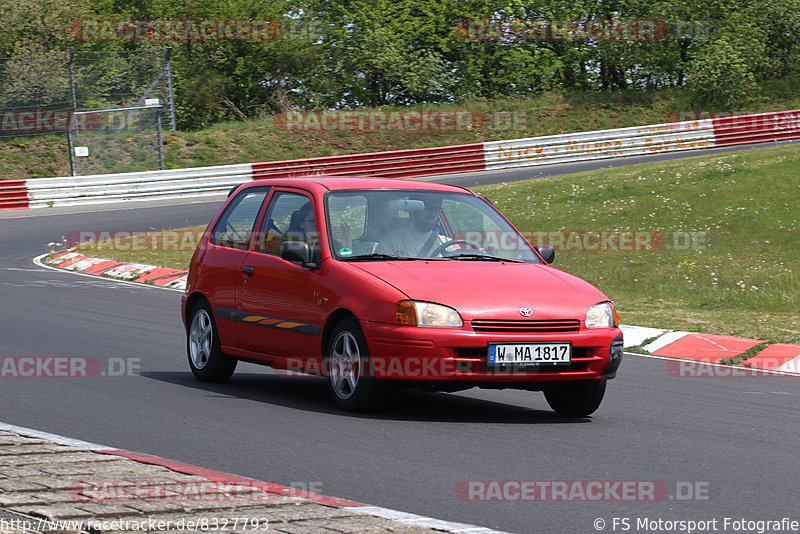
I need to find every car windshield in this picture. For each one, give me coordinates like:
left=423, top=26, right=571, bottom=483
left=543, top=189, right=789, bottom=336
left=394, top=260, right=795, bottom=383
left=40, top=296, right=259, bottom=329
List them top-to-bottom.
left=325, top=189, right=541, bottom=263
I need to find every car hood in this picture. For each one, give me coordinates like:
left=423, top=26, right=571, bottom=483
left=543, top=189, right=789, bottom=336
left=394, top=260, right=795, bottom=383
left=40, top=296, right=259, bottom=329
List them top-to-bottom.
left=350, top=260, right=609, bottom=321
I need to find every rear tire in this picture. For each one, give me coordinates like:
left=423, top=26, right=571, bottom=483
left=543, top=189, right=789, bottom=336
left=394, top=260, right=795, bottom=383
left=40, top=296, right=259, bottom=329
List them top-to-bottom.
left=187, top=301, right=237, bottom=382
left=326, top=317, right=385, bottom=412
left=544, top=380, right=606, bottom=417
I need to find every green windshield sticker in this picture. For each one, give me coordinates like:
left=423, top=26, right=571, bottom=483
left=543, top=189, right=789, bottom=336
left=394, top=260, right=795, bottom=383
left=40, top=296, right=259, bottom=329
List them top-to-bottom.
left=339, top=247, right=353, bottom=256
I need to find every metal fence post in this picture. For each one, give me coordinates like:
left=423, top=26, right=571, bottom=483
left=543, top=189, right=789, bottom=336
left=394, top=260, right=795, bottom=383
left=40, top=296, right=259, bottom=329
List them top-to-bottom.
left=165, top=47, right=177, bottom=131
left=68, top=52, right=77, bottom=176
left=69, top=52, right=78, bottom=111
left=157, top=107, right=165, bottom=170
left=67, top=128, right=76, bottom=177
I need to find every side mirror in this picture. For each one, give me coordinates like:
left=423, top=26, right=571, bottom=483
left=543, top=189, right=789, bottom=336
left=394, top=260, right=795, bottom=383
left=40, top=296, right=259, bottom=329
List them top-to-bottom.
left=281, top=241, right=319, bottom=269
left=534, top=244, right=555, bottom=264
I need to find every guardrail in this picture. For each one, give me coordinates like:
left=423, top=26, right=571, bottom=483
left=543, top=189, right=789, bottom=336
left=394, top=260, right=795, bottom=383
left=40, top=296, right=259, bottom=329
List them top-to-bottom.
left=2, top=109, right=799, bottom=210
left=712, top=109, right=800, bottom=146
left=484, top=119, right=716, bottom=171
left=252, top=143, right=486, bottom=180
left=21, top=164, right=251, bottom=209
left=0, top=179, right=28, bottom=209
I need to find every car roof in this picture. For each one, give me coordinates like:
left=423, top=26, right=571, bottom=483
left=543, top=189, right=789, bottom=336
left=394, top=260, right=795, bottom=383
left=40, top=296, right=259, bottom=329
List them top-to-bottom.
left=246, top=175, right=473, bottom=194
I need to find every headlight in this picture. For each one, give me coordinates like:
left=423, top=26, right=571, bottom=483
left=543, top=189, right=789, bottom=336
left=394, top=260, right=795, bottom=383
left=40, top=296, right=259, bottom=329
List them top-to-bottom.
left=395, top=300, right=463, bottom=328
left=585, top=301, right=619, bottom=328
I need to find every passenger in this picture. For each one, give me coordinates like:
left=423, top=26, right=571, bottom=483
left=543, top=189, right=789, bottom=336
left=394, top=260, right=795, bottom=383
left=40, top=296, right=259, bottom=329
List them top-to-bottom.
left=290, top=202, right=351, bottom=250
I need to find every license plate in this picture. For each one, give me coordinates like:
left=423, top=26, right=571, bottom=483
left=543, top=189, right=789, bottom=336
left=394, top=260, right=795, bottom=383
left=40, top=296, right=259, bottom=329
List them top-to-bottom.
left=488, top=342, right=572, bottom=365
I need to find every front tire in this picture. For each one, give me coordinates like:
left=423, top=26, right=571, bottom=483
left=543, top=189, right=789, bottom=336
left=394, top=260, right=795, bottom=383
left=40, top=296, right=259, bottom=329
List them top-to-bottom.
left=187, top=301, right=237, bottom=382
left=326, top=317, right=384, bottom=411
left=544, top=380, right=606, bottom=417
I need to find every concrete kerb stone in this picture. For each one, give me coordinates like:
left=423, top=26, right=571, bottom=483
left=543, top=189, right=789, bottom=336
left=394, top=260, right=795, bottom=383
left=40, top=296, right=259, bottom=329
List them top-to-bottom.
left=618, top=325, right=666, bottom=348
left=641, top=330, right=690, bottom=353
left=0, top=423, right=507, bottom=534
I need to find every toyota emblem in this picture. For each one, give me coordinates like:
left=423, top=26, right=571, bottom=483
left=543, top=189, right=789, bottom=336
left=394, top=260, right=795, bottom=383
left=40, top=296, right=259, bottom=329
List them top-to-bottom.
left=520, top=307, right=533, bottom=317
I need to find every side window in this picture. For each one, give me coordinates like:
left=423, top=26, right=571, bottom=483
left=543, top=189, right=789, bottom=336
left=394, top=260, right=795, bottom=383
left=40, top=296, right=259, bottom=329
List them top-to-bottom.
left=210, top=187, right=269, bottom=250
left=256, top=192, right=316, bottom=255
left=327, top=194, right=366, bottom=239
left=327, top=194, right=367, bottom=257
left=442, top=198, right=492, bottom=234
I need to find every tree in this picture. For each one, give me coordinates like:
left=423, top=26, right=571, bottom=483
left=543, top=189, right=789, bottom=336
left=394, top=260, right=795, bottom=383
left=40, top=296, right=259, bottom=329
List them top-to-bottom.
left=0, top=0, right=92, bottom=56
left=687, top=37, right=757, bottom=106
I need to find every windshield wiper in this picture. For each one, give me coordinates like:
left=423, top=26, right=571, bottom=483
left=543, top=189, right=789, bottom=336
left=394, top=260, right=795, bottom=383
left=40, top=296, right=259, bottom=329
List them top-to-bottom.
left=340, top=253, right=417, bottom=261
left=444, top=253, right=524, bottom=262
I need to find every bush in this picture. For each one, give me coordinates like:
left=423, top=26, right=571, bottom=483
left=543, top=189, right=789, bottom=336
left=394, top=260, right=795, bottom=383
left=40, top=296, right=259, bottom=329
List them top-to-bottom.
left=687, top=38, right=757, bottom=107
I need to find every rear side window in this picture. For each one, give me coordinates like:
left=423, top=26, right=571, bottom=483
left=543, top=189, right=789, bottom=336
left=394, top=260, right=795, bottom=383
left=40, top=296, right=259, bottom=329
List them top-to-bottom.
left=211, top=187, right=270, bottom=250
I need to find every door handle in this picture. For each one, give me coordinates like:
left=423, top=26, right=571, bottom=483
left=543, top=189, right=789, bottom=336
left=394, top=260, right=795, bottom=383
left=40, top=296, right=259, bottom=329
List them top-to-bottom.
left=242, top=266, right=254, bottom=275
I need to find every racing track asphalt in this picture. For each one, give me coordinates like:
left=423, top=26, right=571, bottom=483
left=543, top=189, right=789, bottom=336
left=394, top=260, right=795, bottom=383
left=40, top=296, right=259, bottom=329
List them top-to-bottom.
left=1, top=157, right=799, bottom=533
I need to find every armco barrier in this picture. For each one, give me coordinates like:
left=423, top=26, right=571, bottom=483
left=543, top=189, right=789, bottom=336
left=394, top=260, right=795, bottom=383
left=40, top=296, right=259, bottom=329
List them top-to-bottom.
left=2, top=109, right=799, bottom=210
left=712, top=109, right=800, bottom=147
left=484, top=119, right=715, bottom=170
left=252, top=143, right=486, bottom=180
left=23, top=163, right=251, bottom=209
left=0, top=179, right=29, bottom=209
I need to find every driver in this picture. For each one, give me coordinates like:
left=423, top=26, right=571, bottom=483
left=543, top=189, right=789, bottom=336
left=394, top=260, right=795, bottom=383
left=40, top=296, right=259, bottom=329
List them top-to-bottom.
left=376, top=197, right=453, bottom=257
left=287, top=202, right=353, bottom=254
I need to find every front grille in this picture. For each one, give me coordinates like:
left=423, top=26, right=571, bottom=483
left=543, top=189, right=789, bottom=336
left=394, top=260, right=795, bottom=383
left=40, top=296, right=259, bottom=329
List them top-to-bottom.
left=471, top=319, right=581, bottom=333
left=453, top=347, right=591, bottom=373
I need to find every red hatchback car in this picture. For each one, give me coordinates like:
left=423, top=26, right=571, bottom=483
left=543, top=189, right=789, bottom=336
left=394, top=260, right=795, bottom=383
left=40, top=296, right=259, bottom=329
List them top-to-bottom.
left=182, top=177, right=623, bottom=415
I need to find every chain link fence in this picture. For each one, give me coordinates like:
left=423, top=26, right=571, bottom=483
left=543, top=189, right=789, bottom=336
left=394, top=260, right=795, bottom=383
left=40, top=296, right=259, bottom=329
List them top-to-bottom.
left=0, top=48, right=175, bottom=175
left=68, top=105, right=164, bottom=176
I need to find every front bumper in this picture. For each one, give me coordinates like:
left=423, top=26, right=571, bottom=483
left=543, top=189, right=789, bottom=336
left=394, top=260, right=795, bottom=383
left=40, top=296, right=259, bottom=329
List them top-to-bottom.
left=180, top=293, right=189, bottom=329
left=360, top=321, right=623, bottom=384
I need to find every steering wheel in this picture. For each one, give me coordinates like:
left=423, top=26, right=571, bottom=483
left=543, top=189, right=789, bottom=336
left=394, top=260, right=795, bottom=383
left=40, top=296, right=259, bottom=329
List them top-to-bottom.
left=266, top=219, right=285, bottom=237
left=224, top=221, right=248, bottom=244
left=429, top=239, right=481, bottom=257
